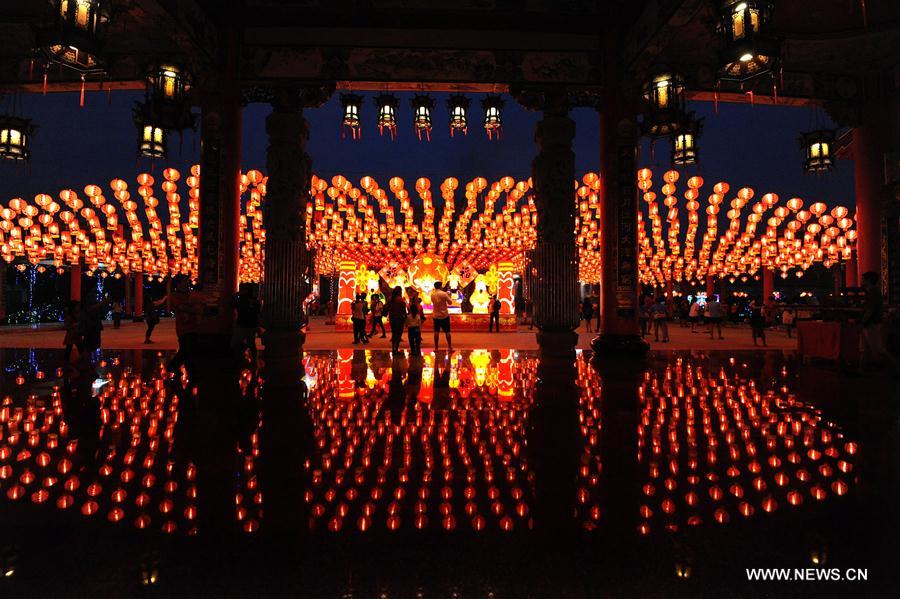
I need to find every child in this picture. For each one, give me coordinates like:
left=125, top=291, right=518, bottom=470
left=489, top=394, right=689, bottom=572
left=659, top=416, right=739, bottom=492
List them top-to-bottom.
left=406, top=303, right=424, bottom=355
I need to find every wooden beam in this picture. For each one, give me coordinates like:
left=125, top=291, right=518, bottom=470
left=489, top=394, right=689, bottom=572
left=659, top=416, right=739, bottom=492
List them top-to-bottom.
left=0, top=80, right=144, bottom=94
left=335, top=81, right=509, bottom=93
left=686, top=90, right=816, bottom=107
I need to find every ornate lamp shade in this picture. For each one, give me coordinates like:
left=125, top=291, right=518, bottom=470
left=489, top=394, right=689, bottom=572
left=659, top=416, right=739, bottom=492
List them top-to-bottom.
left=40, top=0, right=109, bottom=74
left=717, top=0, right=779, bottom=82
left=149, top=64, right=191, bottom=106
left=641, top=69, right=686, bottom=138
left=340, top=94, right=362, bottom=140
left=375, top=94, right=399, bottom=139
left=411, top=95, right=434, bottom=141
left=447, top=95, right=470, bottom=137
left=482, top=95, right=504, bottom=140
left=133, top=103, right=167, bottom=160
left=0, top=116, right=35, bottom=162
left=672, top=116, right=702, bottom=166
left=800, top=130, right=836, bottom=174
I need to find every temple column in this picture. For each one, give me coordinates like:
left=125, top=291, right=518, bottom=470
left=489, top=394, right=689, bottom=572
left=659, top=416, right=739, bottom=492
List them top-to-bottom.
left=197, top=26, right=242, bottom=331
left=852, top=69, right=900, bottom=300
left=592, top=84, right=648, bottom=356
left=257, top=86, right=324, bottom=537
left=524, top=89, right=581, bottom=536
left=845, top=252, right=858, bottom=288
left=69, top=264, right=82, bottom=302
left=763, top=268, right=774, bottom=301
left=133, top=274, right=143, bottom=320
left=706, top=276, right=716, bottom=299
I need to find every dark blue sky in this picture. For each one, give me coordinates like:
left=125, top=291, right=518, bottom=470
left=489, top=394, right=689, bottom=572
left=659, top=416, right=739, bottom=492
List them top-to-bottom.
left=1, top=90, right=854, bottom=212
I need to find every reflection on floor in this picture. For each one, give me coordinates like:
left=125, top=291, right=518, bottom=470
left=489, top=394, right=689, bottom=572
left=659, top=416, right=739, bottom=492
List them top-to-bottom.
left=303, top=350, right=536, bottom=532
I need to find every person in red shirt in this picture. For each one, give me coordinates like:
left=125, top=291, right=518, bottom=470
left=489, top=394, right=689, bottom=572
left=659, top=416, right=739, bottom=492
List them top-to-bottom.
left=166, top=275, right=205, bottom=382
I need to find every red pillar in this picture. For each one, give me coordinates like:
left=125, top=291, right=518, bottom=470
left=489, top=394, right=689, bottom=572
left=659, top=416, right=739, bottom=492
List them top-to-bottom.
left=198, top=25, right=242, bottom=329
left=853, top=76, right=891, bottom=283
left=593, top=82, right=646, bottom=355
left=845, top=253, right=858, bottom=287
left=70, top=264, right=82, bottom=302
left=762, top=268, right=774, bottom=301
left=125, top=273, right=132, bottom=317
left=133, top=274, right=143, bottom=320
left=165, top=276, right=173, bottom=314
left=706, top=276, right=715, bottom=299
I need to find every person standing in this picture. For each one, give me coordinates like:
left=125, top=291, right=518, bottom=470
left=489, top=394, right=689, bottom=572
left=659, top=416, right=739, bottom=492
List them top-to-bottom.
left=168, top=275, right=204, bottom=381
left=431, top=281, right=453, bottom=352
left=231, top=283, right=262, bottom=365
left=387, top=286, right=407, bottom=354
left=368, top=293, right=386, bottom=338
left=351, top=294, right=368, bottom=344
left=489, top=294, right=501, bottom=332
left=76, top=295, right=109, bottom=366
left=639, top=295, right=652, bottom=338
left=706, top=295, right=725, bottom=340
left=144, top=296, right=162, bottom=344
left=581, top=296, right=594, bottom=333
left=749, top=297, right=767, bottom=347
left=651, top=298, right=669, bottom=342
left=688, top=299, right=701, bottom=332
left=111, top=300, right=123, bottom=329
left=406, top=302, right=424, bottom=356
left=782, top=307, right=795, bottom=338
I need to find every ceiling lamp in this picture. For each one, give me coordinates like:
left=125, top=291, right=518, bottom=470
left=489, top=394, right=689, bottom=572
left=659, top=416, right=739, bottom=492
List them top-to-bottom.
left=38, top=0, right=109, bottom=75
left=717, top=0, right=779, bottom=83
left=145, top=63, right=195, bottom=131
left=641, top=68, right=685, bottom=138
left=340, top=94, right=362, bottom=140
left=375, top=94, right=399, bottom=139
left=411, top=95, right=434, bottom=141
left=447, top=95, right=470, bottom=137
left=482, top=95, right=504, bottom=140
left=133, top=103, right=167, bottom=160
left=0, top=115, right=36, bottom=162
left=672, top=115, right=702, bottom=166
left=799, top=130, right=836, bottom=174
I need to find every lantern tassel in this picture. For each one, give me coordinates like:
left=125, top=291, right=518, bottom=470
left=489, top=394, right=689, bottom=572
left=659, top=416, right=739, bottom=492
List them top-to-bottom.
left=28, top=59, right=34, bottom=81
left=42, top=68, right=48, bottom=96
left=79, top=75, right=85, bottom=108
left=746, top=90, right=754, bottom=107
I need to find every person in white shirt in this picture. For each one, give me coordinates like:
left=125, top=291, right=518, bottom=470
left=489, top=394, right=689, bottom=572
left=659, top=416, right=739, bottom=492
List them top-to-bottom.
left=430, top=281, right=453, bottom=352
left=705, top=296, right=725, bottom=339
left=688, top=300, right=701, bottom=332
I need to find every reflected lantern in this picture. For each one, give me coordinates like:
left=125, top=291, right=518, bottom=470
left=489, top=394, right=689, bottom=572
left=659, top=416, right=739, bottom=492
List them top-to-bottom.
left=40, top=0, right=109, bottom=74
left=717, top=0, right=778, bottom=82
left=641, top=69, right=685, bottom=138
left=340, top=94, right=362, bottom=140
left=375, top=94, right=399, bottom=139
left=411, top=95, right=434, bottom=141
left=447, top=95, right=470, bottom=137
left=482, top=95, right=504, bottom=140
left=672, top=115, right=702, bottom=166
left=0, top=116, right=35, bottom=162
left=800, top=130, right=835, bottom=174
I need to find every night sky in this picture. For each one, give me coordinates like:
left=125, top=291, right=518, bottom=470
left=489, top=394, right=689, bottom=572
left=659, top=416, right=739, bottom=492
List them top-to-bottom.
left=1, top=89, right=855, bottom=214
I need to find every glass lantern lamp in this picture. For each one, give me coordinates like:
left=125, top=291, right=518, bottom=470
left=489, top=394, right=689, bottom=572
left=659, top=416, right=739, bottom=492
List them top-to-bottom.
left=717, top=0, right=779, bottom=82
left=641, top=68, right=686, bottom=138
left=340, top=94, right=362, bottom=140
left=375, top=94, right=399, bottom=139
left=411, top=95, right=434, bottom=141
left=447, top=95, right=470, bottom=137
left=482, top=95, right=504, bottom=140
left=672, top=115, right=702, bottom=166
left=0, top=116, right=35, bottom=162
left=799, top=130, right=836, bottom=174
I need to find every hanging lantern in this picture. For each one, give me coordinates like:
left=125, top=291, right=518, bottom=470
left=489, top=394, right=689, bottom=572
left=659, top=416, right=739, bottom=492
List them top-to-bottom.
left=39, top=0, right=109, bottom=75
left=717, top=0, right=778, bottom=82
left=149, top=64, right=191, bottom=106
left=641, top=68, right=685, bottom=138
left=340, top=94, right=362, bottom=140
left=375, top=94, right=399, bottom=139
left=411, top=95, right=434, bottom=141
left=447, top=95, right=470, bottom=137
left=482, top=95, right=504, bottom=140
left=133, top=103, right=167, bottom=160
left=0, top=115, right=35, bottom=162
left=672, top=115, right=702, bottom=166
left=800, top=130, right=835, bottom=174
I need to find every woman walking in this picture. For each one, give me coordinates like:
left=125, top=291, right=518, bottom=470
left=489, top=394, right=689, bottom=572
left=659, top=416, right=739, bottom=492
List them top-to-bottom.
left=387, top=286, right=407, bottom=354
left=581, top=296, right=594, bottom=333
left=749, top=297, right=767, bottom=347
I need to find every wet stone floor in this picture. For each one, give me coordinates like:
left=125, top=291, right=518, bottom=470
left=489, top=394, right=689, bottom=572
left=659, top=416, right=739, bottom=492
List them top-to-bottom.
left=0, top=347, right=896, bottom=597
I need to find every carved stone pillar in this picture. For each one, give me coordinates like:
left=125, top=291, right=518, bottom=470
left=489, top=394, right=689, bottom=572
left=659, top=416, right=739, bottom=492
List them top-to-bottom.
left=197, top=26, right=242, bottom=330
left=591, top=86, right=648, bottom=357
left=524, top=89, right=580, bottom=535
